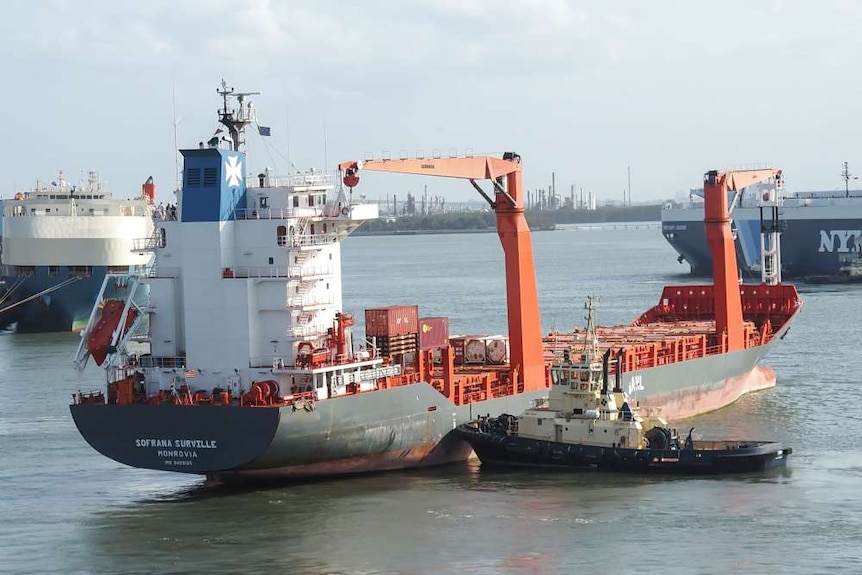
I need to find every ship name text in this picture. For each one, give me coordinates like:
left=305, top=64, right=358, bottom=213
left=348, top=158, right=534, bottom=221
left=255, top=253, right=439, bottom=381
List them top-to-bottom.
left=818, top=230, right=861, bottom=253
left=135, top=438, right=218, bottom=449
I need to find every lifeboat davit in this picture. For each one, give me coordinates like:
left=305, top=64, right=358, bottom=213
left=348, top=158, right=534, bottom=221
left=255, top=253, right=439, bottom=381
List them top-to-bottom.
left=87, top=300, right=138, bottom=366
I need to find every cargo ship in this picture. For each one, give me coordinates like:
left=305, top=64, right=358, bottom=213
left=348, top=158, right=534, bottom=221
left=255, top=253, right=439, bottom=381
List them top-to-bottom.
left=69, top=83, right=801, bottom=481
left=662, top=166, right=862, bottom=282
left=0, top=172, right=155, bottom=332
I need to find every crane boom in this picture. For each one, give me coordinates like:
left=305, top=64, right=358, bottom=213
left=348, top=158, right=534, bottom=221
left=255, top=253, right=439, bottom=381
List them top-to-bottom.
left=338, top=154, right=545, bottom=390
left=337, top=156, right=521, bottom=184
left=704, top=168, right=783, bottom=351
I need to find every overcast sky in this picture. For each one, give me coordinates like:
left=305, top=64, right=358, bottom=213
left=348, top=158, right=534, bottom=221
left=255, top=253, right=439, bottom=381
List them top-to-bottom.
left=2, top=0, right=860, bottom=204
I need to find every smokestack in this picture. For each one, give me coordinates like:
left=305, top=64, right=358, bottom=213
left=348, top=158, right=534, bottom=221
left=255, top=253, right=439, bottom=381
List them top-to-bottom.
left=601, top=349, right=611, bottom=396
left=613, top=349, right=624, bottom=393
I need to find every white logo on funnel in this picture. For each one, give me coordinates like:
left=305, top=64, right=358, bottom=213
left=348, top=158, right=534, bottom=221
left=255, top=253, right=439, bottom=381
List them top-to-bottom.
left=225, top=156, right=243, bottom=187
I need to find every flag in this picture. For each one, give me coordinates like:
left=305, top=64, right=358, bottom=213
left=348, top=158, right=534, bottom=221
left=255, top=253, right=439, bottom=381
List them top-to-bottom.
left=258, top=125, right=271, bottom=137
left=184, top=368, right=197, bottom=379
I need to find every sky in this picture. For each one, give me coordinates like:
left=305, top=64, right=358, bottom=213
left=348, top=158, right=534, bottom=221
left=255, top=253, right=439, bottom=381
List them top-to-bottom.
left=1, top=0, right=861, bottom=204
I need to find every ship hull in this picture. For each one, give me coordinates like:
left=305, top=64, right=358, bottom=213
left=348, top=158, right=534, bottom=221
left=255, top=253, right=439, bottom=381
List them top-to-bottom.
left=663, top=202, right=862, bottom=279
left=0, top=266, right=134, bottom=332
left=70, top=321, right=793, bottom=480
left=71, top=384, right=547, bottom=480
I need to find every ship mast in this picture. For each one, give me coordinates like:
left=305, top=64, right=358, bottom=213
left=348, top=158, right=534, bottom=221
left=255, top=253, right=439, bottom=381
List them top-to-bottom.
left=216, top=79, right=260, bottom=151
left=842, top=161, right=856, bottom=198
left=580, top=296, right=600, bottom=361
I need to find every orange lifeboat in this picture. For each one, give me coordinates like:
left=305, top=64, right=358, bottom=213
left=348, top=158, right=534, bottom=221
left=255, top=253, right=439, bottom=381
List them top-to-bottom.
left=87, top=300, right=138, bottom=366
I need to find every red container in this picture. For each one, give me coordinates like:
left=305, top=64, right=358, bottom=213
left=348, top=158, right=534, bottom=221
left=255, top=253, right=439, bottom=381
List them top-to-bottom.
left=365, top=305, right=419, bottom=338
left=419, top=317, right=449, bottom=350
left=451, top=337, right=467, bottom=365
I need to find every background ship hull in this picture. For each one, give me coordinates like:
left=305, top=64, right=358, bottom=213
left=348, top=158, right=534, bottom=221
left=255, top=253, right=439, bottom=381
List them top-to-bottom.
left=662, top=208, right=862, bottom=278
left=0, top=266, right=132, bottom=332
left=70, top=317, right=794, bottom=481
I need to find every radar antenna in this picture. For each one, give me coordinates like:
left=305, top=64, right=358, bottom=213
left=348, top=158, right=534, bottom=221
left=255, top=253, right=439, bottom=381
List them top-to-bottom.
left=216, top=79, right=260, bottom=151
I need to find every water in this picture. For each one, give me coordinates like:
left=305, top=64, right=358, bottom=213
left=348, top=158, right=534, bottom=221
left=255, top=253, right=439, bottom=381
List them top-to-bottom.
left=1, top=226, right=860, bottom=574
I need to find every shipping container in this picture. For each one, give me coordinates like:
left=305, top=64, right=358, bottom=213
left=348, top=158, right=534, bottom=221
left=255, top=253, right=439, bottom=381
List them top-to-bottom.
left=365, top=305, right=419, bottom=338
left=419, top=316, right=449, bottom=350
left=375, top=333, right=418, bottom=356
left=485, top=335, right=510, bottom=364
left=451, top=336, right=467, bottom=365
left=465, top=337, right=487, bottom=364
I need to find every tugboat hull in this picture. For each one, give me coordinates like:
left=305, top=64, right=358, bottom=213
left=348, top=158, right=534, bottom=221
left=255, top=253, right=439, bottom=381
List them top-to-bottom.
left=455, top=423, right=791, bottom=474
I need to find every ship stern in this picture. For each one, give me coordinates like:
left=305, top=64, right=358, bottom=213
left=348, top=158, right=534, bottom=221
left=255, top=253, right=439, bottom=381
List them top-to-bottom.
left=70, top=404, right=280, bottom=474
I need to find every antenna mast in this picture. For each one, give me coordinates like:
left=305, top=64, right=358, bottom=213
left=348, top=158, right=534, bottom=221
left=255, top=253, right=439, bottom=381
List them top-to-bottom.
left=216, top=79, right=260, bottom=152
left=172, top=80, right=181, bottom=192
left=842, top=161, right=856, bottom=198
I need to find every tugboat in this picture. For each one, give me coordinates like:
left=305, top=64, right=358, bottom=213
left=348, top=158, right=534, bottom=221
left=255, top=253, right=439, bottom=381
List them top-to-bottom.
left=456, top=298, right=792, bottom=474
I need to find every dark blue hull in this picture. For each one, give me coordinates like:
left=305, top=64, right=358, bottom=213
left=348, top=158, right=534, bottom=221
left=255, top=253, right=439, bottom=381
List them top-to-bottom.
left=663, top=212, right=862, bottom=281
left=0, top=266, right=115, bottom=332
left=456, top=424, right=791, bottom=474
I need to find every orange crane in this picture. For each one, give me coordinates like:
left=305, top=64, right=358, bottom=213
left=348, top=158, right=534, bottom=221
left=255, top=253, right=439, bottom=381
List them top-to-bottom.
left=337, top=154, right=546, bottom=391
left=703, top=168, right=783, bottom=351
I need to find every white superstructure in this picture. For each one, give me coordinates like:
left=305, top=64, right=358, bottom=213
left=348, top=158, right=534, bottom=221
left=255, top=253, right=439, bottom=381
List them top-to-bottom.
left=132, top=167, right=378, bottom=396
left=2, top=172, right=153, bottom=269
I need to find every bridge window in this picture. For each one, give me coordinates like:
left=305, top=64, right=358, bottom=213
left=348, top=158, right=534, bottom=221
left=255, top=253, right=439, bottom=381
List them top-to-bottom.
left=48, top=266, right=59, bottom=277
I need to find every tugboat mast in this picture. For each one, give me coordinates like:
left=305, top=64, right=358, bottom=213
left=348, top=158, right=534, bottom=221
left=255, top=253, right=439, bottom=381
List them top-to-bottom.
left=216, top=79, right=260, bottom=151
left=581, top=295, right=600, bottom=360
